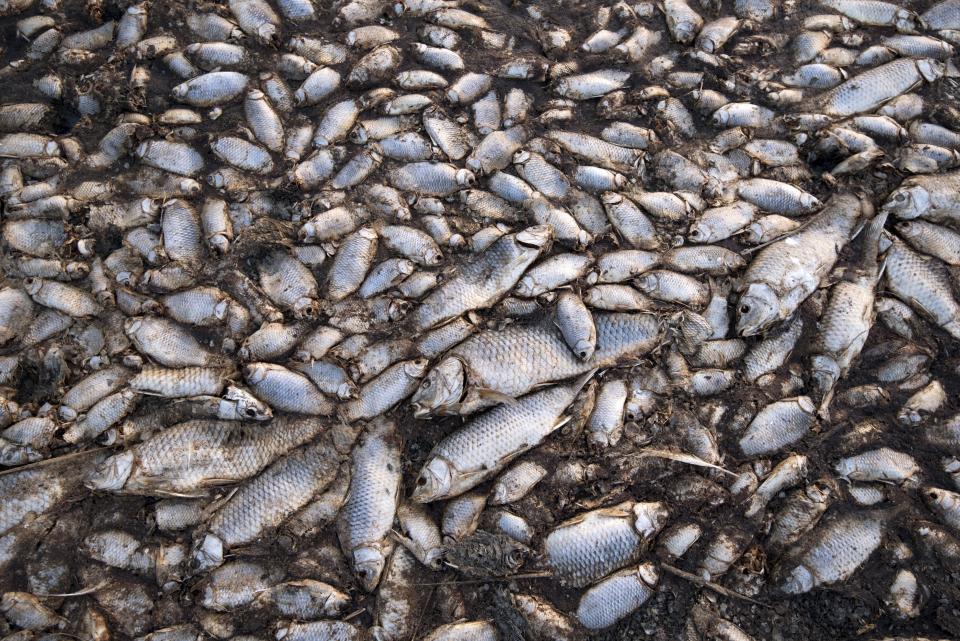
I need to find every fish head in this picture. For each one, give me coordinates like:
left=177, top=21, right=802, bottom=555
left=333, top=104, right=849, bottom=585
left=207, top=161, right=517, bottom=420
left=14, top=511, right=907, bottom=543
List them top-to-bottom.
left=671, top=20, right=698, bottom=44
left=257, top=24, right=279, bottom=45
left=917, top=58, right=945, bottom=82
left=712, top=109, right=731, bottom=127
left=349, top=124, right=368, bottom=145
left=456, top=168, right=476, bottom=187
left=882, top=185, right=928, bottom=219
left=600, top=191, right=623, bottom=206
left=800, top=193, right=822, bottom=212
left=687, top=221, right=711, bottom=243
left=893, top=221, right=917, bottom=240
left=516, top=225, right=553, bottom=249
left=422, top=247, right=444, bottom=265
left=724, top=252, right=747, bottom=270
left=634, top=272, right=659, bottom=295
left=515, top=275, right=538, bottom=297
left=23, top=278, right=41, bottom=296
left=735, top=284, right=780, bottom=337
left=294, top=297, right=322, bottom=319
left=388, top=299, right=411, bottom=321
left=123, top=317, right=142, bottom=337
left=574, top=338, right=595, bottom=360
left=809, top=354, right=840, bottom=399
left=411, top=357, right=464, bottom=417
left=403, top=358, right=431, bottom=380
left=243, top=363, right=268, bottom=384
left=337, top=382, right=357, bottom=400
left=225, top=386, right=273, bottom=421
left=59, top=405, right=78, bottom=421
left=85, top=450, right=134, bottom=492
left=411, top=457, right=453, bottom=503
left=807, top=479, right=836, bottom=502
left=924, top=487, right=958, bottom=512
left=632, top=501, right=669, bottom=537
left=193, top=534, right=224, bottom=572
left=352, top=545, right=386, bottom=592
left=423, top=547, right=444, bottom=570
left=637, top=562, right=659, bottom=587
left=779, top=564, right=814, bottom=594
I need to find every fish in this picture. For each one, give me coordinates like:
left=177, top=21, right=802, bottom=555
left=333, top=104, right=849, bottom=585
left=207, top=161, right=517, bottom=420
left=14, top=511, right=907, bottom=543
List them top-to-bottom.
left=736, top=193, right=869, bottom=336
left=411, top=312, right=660, bottom=416
left=412, top=371, right=594, bottom=502
left=337, top=418, right=402, bottom=591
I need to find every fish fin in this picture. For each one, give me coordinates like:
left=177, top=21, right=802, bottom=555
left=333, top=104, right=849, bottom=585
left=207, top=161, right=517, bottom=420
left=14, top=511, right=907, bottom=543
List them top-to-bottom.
left=571, top=368, right=599, bottom=392
left=475, top=387, right=518, bottom=405
left=132, top=389, right=164, bottom=397
left=550, top=415, right=572, bottom=433
left=638, top=448, right=737, bottom=476
left=152, top=489, right=208, bottom=499
left=592, top=502, right=636, bottom=518
left=389, top=530, right=416, bottom=550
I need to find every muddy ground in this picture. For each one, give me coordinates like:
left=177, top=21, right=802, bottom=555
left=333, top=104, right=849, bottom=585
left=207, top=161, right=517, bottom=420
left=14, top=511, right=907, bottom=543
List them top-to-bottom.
left=2, top=0, right=960, bottom=639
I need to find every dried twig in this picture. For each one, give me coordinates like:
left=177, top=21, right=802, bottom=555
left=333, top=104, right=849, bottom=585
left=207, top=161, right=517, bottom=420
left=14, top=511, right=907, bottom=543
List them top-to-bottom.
left=661, top=563, right=771, bottom=608
left=415, top=571, right=553, bottom=586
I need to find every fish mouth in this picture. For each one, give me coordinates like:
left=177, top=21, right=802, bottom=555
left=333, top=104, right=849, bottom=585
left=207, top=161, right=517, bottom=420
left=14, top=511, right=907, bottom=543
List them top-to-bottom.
left=411, top=402, right=429, bottom=418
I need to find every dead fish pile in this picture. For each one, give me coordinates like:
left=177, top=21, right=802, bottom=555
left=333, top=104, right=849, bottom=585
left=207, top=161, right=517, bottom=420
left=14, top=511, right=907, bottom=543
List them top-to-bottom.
left=2, top=0, right=960, bottom=639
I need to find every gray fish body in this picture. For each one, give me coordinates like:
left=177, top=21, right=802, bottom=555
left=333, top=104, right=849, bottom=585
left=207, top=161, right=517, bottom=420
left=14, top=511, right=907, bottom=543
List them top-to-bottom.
left=736, top=193, right=867, bottom=336
left=413, top=226, right=552, bottom=330
left=412, top=312, right=661, bottom=416
left=412, top=373, right=593, bottom=502
left=86, top=418, right=324, bottom=496
left=337, top=418, right=402, bottom=592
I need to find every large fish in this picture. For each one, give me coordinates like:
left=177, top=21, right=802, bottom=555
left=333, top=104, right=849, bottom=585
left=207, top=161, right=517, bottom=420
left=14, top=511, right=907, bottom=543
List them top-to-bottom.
left=736, top=193, right=869, bottom=336
left=412, top=226, right=552, bottom=331
left=411, top=312, right=661, bottom=416
left=412, top=371, right=594, bottom=502
left=85, top=417, right=325, bottom=496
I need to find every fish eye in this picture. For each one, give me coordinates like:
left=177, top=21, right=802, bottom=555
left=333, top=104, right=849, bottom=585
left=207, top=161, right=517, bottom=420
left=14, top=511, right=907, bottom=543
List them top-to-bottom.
left=422, top=380, right=431, bottom=388
left=245, top=408, right=256, bottom=417
left=416, top=476, right=427, bottom=486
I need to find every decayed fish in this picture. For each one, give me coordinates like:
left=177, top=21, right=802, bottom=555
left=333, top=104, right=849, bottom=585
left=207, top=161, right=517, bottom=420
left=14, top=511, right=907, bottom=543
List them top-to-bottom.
left=812, top=59, right=943, bottom=117
left=736, top=193, right=869, bottom=336
left=809, top=211, right=887, bottom=413
left=412, top=226, right=552, bottom=330
left=882, top=238, right=960, bottom=339
left=412, top=312, right=660, bottom=416
left=412, top=371, right=594, bottom=502
left=85, top=417, right=325, bottom=496
left=337, top=418, right=402, bottom=591
left=195, top=425, right=352, bottom=568
left=2, top=455, right=105, bottom=536
left=544, top=500, right=668, bottom=587
left=776, top=510, right=887, bottom=593
left=577, top=563, right=659, bottom=630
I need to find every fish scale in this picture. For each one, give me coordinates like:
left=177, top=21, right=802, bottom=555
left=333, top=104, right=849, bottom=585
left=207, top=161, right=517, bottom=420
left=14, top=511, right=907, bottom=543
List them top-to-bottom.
left=5, top=0, right=960, bottom=635
left=412, top=312, right=660, bottom=416
left=85, top=417, right=325, bottom=495
left=203, top=436, right=345, bottom=554
left=545, top=501, right=667, bottom=587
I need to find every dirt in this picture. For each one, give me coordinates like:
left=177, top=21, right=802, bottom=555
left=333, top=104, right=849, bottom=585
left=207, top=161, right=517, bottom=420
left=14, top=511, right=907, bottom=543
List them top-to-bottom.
left=3, top=0, right=960, bottom=639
